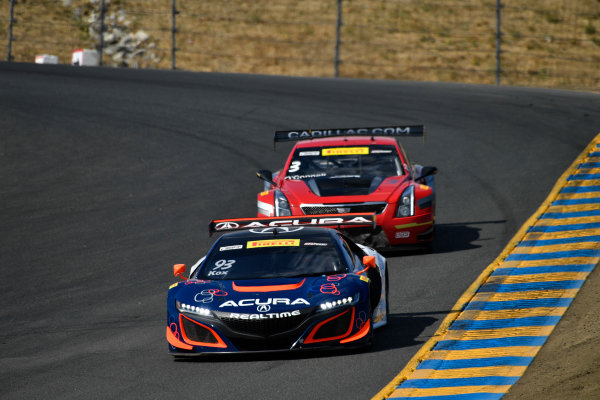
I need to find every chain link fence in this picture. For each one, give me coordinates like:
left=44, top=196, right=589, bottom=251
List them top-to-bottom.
left=2, top=0, right=599, bottom=89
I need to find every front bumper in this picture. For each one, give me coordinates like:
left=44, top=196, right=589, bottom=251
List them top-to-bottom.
left=342, top=212, right=434, bottom=248
left=383, top=213, right=435, bottom=245
left=167, top=305, right=372, bottom=355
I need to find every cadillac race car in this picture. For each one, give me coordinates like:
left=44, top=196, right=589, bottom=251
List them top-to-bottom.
left=256, top=125, right=437, bottom=249
left=166, top=214, right=388, bottom=355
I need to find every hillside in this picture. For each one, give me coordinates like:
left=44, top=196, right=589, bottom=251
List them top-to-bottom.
left=1, top=0, right=599, bottom=89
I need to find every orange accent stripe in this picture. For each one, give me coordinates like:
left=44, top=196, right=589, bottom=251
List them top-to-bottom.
left=232, top=278, right=306, bottom=292
left=304, top=308, right=355, bottom=344
left=179, top=315, right=227, bottom=348
left=340, top=318, right=371, bottom=343
left=166, top=326, right=193, bottom=350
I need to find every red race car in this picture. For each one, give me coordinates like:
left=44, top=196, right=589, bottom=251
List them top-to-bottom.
left=256, top=126, right=437, bottom=250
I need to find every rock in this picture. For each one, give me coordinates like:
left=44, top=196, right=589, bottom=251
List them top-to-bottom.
left=66, top=0, right=159, bottom=68
left=135, top=30, right=150, bottom=43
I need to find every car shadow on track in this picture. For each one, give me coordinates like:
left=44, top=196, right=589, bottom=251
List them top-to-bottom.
left=171, top=311, right=445, bottom=363
left=369, top=311, right=442, bottom=353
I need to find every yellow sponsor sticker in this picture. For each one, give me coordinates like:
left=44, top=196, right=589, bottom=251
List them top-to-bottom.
left=322, top=147, right=369, bottom=156
left=259, top=190, right=269, bottom=197
left=247, top=239, right=301, bottom=248
left=360, top=275, right=370, bottom=283
left=169, top=282, right=179, bottom=289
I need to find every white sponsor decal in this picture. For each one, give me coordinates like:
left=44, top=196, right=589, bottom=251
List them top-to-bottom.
left=286, top=127, right=413, bottom=140
left=371, top=149, right=393, bottom=154
left=299, top=151, right=320, bottom=156
left=215, top=216, right=373, bottom=231
left=250, top=216, right=370, bottom=228
left=215, top=222, right=239, bottom=230
left=250, top=227, right=304, bottom=234
left=395, top=231, right=410, bottom=238
left=304, top=242, right=328, bottom=246
left=219, top=245, right=243, bottom=251
left=193, top=288, right=228, bottom=303
left=194, top=289, right=216, bottom=303
left=219, top=298, right=310, bottom=308
left=257, top=304, right=271, bottom=312
left=228, top=310, right=301, bottom=319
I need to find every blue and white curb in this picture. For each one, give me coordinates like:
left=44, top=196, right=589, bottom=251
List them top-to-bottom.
left=376, top=133, right=600, bottom=400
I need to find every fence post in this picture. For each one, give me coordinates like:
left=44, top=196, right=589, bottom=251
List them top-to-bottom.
left=6, top=0, right=16, bottom=62
left=98, top=0, right=106, bottom=66
left=171, top=0, right=178, bottom=70
left=334, top=0, right=342, bottom=77
left=495, top=0, right=503, bottom=85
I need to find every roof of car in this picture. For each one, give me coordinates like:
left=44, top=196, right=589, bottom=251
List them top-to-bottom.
left=292, top=136, right=399, bottom=148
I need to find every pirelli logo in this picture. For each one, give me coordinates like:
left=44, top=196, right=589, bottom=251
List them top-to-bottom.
left=322, top=147, right=369, bottom=156
left=247, top=239, right=301, bottom=248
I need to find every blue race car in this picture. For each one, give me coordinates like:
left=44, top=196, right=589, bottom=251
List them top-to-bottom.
left=166, top=214, right=388, bottom=355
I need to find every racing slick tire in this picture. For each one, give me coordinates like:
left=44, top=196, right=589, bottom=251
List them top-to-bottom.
left=385, top=263, right=389, bottom=320
left=367, top=265, right=382, bottom=315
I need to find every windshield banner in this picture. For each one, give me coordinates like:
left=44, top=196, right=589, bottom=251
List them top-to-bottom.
left=274, top=125, right=424, bottom=143
left=322, top=147, right=370, bottom=156
left=247, top=239, right=301, bottom=248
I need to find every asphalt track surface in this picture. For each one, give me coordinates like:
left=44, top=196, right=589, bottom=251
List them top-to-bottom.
left=1, top=63, right=599, bottom=400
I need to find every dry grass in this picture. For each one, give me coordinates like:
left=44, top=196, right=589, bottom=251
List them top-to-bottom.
left=0, top=0, right=95, bottom=65
left=1, top=0, right=599, bottom=89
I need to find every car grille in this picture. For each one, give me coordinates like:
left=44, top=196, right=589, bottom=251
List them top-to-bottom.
left=301, top=202, right=387, bottom=215
left=311, top=309, right=353, bottom=340
left=215, top=310, right=310, bottom=336
left=228, top=336, right=298, bottom=351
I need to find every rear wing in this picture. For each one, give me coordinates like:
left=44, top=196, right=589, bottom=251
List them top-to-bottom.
left=274, top=125, right=425, bottom=146
left=209, top=213, right=376, bottom=236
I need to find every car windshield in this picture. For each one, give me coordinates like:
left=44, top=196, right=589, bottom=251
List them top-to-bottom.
left=285, top=144, right=403, bottom=181
left=197, top=236, right=347, bottom=280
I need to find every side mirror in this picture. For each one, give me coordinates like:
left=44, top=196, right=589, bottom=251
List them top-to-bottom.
left=417, top=166, right=437, bottom=181
left=257, top=169, right=277, bottom=188
left=362, top=255, right=376, bottom=269
left=173, top=264, right=187, bottom=281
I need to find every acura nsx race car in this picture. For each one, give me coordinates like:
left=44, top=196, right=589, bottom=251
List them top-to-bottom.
left=256, top=125, right=437, bottom=249
left=166, top=214, right=388, bottom=355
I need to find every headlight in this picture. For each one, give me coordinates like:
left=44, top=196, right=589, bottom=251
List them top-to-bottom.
left=396, top=185, right=414, bottom=217
left=274, top=191, right=292, bottom=216
left=319, top=294, right=359, bottom=311
left=177, top=301, right=212, bottom=317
